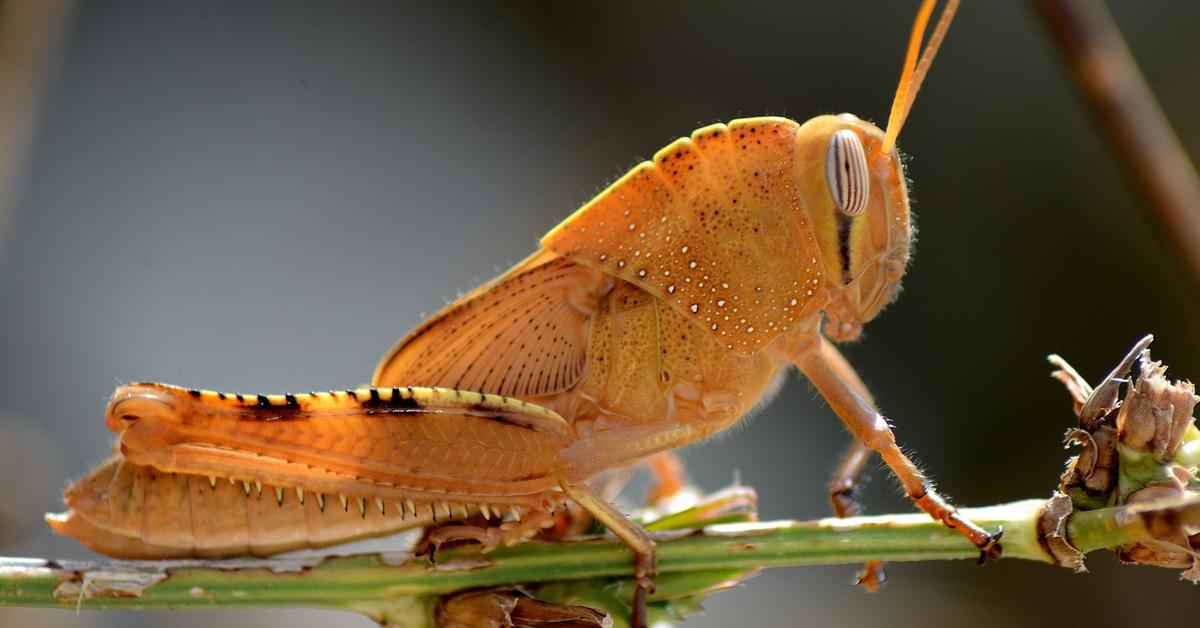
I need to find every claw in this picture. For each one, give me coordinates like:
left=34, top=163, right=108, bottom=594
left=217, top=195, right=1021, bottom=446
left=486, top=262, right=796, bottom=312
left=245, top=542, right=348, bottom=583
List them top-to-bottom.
left=830, top=488, right=863, bottom=518
left=975, top=526, right=1004, bottom=564
left=413, top=530, right=443, bottom=562
left=418, top=538, right=441, bottom=564
left=855, top=560, right=887, bottom=592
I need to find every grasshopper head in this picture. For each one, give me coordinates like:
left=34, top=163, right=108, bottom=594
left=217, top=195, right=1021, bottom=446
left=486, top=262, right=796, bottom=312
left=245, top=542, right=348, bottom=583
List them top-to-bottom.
left=800, top=0, right=957, bottom=342
left=795, top=114, right=911, bottom=342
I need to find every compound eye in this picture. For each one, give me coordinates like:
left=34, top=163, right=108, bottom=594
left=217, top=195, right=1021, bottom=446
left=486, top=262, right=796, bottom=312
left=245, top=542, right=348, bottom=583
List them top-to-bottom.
left=825, top=129, right=870, bottom=216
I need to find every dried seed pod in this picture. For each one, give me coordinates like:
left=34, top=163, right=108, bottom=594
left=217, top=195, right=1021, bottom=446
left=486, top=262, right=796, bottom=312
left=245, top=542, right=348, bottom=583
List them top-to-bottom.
left=1117, top=357, right=1199, bottom=461
left=436, top=588, right=609, bottom=628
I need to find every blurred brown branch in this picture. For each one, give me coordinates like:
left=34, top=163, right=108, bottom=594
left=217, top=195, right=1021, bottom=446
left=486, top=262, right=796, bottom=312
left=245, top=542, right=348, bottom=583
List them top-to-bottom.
left=0, top=0, right=74, bottom=268
left=1031, top=0, right=1200, bottom=300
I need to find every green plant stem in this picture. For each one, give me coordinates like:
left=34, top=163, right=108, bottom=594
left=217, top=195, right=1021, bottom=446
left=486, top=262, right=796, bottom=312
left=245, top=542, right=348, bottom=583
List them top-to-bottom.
left=2, top=499, right=1064, bottom=615
left=1067, top=507, right=1137, bottom=553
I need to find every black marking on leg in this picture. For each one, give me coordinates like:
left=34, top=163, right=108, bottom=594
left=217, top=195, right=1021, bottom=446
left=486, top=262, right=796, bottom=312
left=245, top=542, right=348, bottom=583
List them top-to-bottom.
left=362, top=387, right=423, bottom=411
left=187, top=389, right=202, bottom=398
left=256, top=394, right=272, bottom=408
left=284, top=394, right=299, bottom=409
left=462, top=402, right=548, bottom=432
left=468, top=403, right=528, bottom=428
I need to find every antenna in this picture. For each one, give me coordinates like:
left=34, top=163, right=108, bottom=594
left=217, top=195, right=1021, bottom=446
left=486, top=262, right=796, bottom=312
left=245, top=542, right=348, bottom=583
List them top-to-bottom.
left=881, top=0, right=961, bottom=155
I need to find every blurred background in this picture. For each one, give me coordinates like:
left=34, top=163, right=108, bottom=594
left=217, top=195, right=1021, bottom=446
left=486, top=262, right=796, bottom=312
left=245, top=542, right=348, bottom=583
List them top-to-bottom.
left=1, top=1, right=1198, bottom=626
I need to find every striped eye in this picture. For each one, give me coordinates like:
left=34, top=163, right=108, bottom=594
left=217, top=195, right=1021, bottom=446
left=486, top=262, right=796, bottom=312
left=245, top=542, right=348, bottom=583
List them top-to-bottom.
left=825, top=129, right=870, bottom=216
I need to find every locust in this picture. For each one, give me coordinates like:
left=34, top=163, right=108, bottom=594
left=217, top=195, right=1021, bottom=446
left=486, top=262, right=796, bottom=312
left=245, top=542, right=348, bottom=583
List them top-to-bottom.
left=48, top=1, right=998, bottom=625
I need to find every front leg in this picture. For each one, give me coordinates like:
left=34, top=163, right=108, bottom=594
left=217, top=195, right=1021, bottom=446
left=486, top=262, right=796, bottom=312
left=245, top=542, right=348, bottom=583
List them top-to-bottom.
left=791, top=334, right=1002, bottom=560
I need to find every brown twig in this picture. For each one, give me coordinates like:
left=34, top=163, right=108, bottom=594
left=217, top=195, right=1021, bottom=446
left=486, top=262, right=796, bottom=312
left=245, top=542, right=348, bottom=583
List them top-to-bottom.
left=0, top=0, right=75, bottom=268
left=1031, top=0, right=1200, bottom=299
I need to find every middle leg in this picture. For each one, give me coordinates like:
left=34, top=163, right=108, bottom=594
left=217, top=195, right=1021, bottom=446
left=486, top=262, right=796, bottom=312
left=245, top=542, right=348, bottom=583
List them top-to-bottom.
left=821, top=340, right=887, bottom=590
left=645, top=450, right=688, bottom=504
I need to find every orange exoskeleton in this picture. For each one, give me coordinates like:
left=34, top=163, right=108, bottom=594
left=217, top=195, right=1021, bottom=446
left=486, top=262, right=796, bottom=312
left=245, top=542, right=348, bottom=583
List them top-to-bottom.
left=49, top=1, right=994, bottom=625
